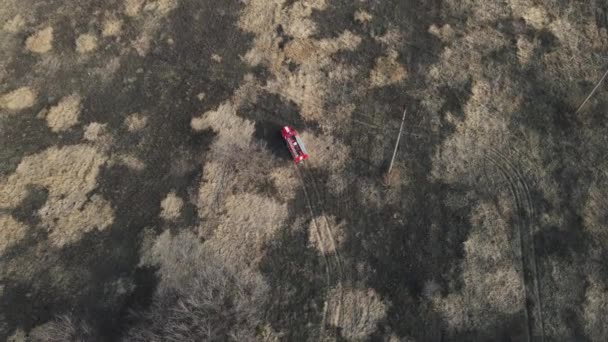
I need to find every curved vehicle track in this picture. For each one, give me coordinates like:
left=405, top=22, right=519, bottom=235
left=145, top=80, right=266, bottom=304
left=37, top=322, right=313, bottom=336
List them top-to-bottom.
left=483, top=147, right=544, bottom=342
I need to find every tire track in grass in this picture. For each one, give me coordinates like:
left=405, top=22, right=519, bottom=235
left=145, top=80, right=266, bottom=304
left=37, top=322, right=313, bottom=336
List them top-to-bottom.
left=483, top=148, right=544, bottom=342
left=294, top=164, right=331, bottom=337
left=295, top=164, right=345, bottom=335
left=305, top=165, right=345, bottom=329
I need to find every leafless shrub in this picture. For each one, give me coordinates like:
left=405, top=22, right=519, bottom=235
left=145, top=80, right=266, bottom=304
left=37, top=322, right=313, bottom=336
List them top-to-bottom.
left=127, top=231, right=269, bottom=342
left=29, top=315, right=97, bottom=342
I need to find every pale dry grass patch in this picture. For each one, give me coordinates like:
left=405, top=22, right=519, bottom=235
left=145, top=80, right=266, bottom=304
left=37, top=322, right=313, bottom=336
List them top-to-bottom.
left=125, top=0, right=145, bottom=17
left=239, top=0, right=361, bottom=127
left=354, top=10, right=372, bottom=24
left=3, top=14, right=25, bottom=33
left=102, top=17, right=123, bottom=37
left=428, top=24, right=455, bottom=43
left=25, top=26, right=53, bottom=54
left=76, top=33, right=98, bottom=54
left=369, top=50, right=407, bottom=88
left=0, top=86, right=36, bottom=111
left=44, top=94, right=82, bottom=132
left=191, top=101, right=255, bottom=148
left=124, top=112, right=148, bottom=132
left=83, top=122, right=109, bottom=142
left=0, top=145, right=113, bottom=247
left=110, top=153, right=146, bottom=171
left=270, top=165, right=300, bottom=201
left=160, top=191, right=183, bottom=220
left=202, top=192, right=287, bottom=268
left=433, top=201, right=524, bottom=331
left=0, top=214, right=28, bottom=254
left=308, top=215, right=345, bottom=255
left=583, top=276, right=608, bottom=341
left=327, top=287, right=387, bottom=340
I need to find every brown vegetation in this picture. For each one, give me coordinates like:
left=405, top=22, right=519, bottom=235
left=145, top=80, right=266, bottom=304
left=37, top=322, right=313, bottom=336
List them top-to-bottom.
left=132, top=230, right=269, bottom=341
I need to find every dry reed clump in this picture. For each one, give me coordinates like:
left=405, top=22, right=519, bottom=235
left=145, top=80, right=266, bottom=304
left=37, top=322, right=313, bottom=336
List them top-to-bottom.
left=238, top=0, right=362, bottom=127
left=25, top=26, right=53, bottom=54
left=0, top=86, right=36, bottom=111
left=44, top=94, right=83, bottom=132
left=0, top=144, right=113, bottom=247
left=159, top=191, right=183, bottom=220
left=432, top=201, right=524, bottom=331
left=0, top=214, right=28, bottom=254
left=308, top=215, right=345, bottom=255
left=133, top=230, right=268, bottom=341
left=326, top=287, right=387, bottom=340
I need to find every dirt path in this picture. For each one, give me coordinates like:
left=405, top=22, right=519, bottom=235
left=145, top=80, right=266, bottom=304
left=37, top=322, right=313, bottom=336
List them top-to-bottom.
left=484, top=148, right=544, bottom=342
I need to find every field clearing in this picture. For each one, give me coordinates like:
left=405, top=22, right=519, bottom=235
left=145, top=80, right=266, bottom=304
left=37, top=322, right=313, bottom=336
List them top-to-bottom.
left=1, top=0, right=607, bottom=340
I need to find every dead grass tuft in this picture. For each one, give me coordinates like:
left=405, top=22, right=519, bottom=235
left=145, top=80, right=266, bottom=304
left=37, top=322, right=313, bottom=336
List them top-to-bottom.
left=354, top=10, right=372, bottom=24
left=102, top=17, right=123, bottom=37
left=25, top=26, right=53, bottom=54
left=76, top=33, right=98, bottom=54
left=0, top=86, right=36, bottom=111
left=45, top=94, right=82, bottom=132
left=124, top=112, right=148, bottom=132
left=83, top=122, right=109, bottom=142
left=160, top=191, right=183, bottom=220
left=0, top=214, right=28, bottom=254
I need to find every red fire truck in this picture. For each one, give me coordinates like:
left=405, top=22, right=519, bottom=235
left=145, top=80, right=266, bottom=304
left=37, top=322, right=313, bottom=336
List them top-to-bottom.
left=281, top=126, right=309, bottom=164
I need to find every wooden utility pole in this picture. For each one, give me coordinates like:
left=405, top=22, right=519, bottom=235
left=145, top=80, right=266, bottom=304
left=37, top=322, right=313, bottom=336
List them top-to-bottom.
left=575, top=68, right=608, bottom=114
left=386, top=108, right=407, bottom=181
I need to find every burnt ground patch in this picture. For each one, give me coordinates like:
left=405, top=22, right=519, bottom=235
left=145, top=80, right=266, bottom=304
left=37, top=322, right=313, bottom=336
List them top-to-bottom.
left=1, top=0, right=254, bottom=339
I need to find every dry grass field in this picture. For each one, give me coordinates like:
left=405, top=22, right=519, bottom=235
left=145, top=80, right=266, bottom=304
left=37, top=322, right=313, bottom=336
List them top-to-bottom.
left=1, top=0, right=607, bottom=341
